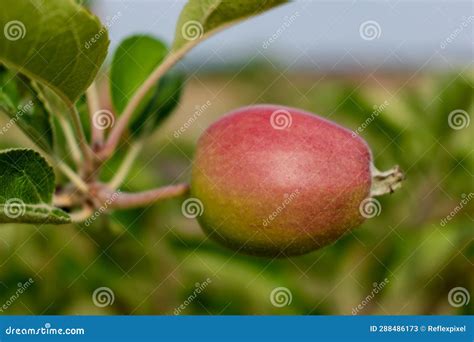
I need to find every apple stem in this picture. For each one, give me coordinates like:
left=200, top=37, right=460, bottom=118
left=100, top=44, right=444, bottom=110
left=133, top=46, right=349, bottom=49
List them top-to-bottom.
left=370, top=164, right=404, bottom=197
left=92, top=183, right=190, bottom=210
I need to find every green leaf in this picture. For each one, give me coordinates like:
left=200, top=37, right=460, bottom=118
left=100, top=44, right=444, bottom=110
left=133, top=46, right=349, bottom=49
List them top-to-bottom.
left=0, top=0, right=109, bottom=104
left=172, top=0, right=288, bottom=52
left=110, top=35, right=184, bottom=136
left=110, top=35, right=169, bottom=114
left=0, top=68, right=55, bottom=152
left=130, top=70, right=184, bottom=137
left=32, top=82, right=70, bottom=119
left=33, top=82, right=92, bottom=143
left=0, top=149, right=70, bottom=224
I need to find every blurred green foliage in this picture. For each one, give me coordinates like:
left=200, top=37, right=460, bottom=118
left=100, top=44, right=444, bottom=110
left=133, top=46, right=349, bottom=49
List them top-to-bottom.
left=0, top=65, right=472, bottom=315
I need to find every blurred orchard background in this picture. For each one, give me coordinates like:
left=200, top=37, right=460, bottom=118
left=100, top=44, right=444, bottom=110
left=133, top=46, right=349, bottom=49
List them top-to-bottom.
left=0, top=0, right=472, bottom=315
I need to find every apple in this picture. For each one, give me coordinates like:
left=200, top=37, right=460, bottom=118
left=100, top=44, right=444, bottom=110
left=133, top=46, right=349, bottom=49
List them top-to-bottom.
left=191, top=105, right=403, bottom=257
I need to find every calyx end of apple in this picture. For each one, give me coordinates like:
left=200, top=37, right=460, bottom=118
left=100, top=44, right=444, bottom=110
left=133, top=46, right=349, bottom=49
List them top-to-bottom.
left=370, top=164, right=404, bottom=197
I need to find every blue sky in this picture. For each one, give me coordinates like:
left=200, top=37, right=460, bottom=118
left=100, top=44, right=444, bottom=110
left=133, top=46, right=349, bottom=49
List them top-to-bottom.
left=94, top=0, right=473, bottom=71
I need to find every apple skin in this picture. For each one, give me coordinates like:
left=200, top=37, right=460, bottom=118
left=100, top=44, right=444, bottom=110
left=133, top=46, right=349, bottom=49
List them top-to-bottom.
left=191, top=105, right=372, bottom=257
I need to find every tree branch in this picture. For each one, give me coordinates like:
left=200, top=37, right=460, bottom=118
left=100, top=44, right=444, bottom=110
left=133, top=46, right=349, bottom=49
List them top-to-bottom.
left=97, top=46, right=192, bottom=161
left=86, top=82, right=104, bottom=149
left=68, top=104, right=94, bottom=177
left=57, top=116, right=82, bottom=168
left=108, top=140, right=143, bottom=189
left=55, top=159, right=89, bottom=193
left=70, top=205, right=94, bottom=223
